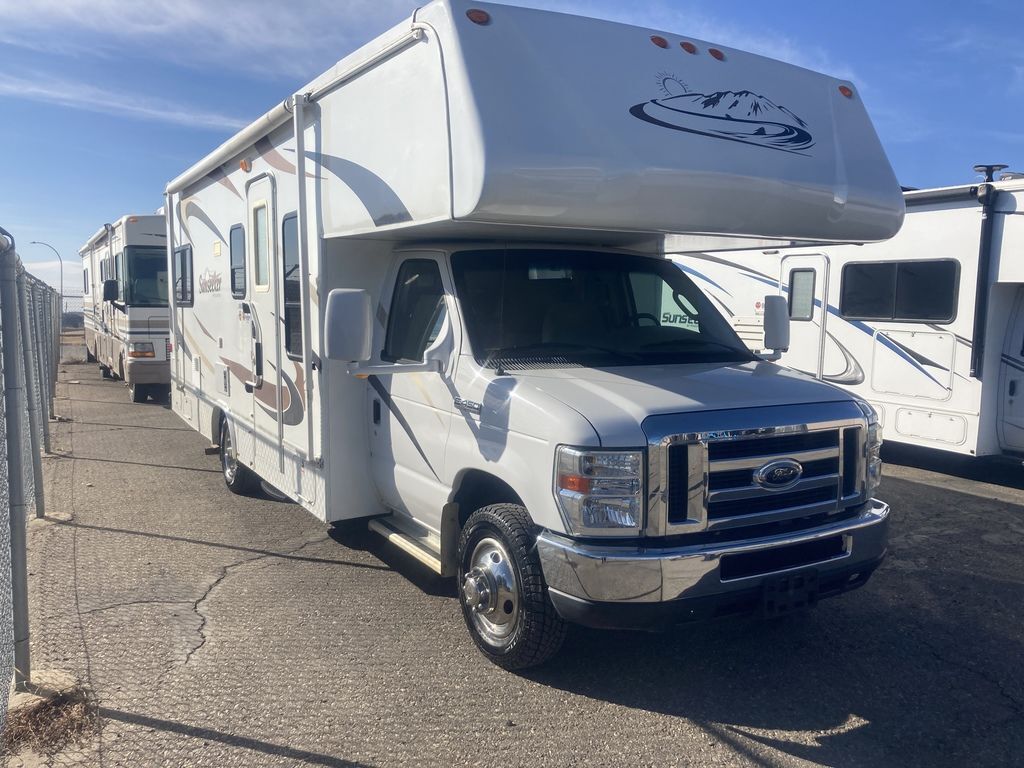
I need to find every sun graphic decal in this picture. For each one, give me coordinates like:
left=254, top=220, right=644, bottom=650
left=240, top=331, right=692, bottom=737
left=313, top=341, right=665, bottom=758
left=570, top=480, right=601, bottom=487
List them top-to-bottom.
left=657, top=72, right=689, bottom=98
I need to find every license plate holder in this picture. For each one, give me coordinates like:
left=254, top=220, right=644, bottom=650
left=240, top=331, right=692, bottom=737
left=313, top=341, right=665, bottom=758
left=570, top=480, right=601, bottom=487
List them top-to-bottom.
left=762, top=570, right=819, bottom=617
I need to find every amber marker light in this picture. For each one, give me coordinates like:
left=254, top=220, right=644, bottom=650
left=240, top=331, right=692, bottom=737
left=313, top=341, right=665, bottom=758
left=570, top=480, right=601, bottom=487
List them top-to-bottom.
left=466, top=8, right=491, bottom=25
left=650, top=35, right=669, bottom=48
left=680, top=41, right=698, bottom=54
left=708, top=47, right=726, bottom=61
left=839, top=85, right=854, bottom=98
left=239, top=158, right=252, bottom=172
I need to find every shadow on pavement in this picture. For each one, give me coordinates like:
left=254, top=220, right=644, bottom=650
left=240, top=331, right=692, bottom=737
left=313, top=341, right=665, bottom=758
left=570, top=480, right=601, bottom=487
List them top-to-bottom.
left=883, top=443, right=1024, bottom=490
left=98, top=708, right=373, bottom=767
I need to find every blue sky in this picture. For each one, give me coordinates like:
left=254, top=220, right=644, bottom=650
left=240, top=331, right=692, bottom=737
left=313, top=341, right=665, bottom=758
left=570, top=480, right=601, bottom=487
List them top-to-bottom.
left=1, top=0, right=1021, bottom=288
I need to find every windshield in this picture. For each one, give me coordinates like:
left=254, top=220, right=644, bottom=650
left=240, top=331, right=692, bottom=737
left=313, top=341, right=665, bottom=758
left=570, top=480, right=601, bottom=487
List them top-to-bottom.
left=125, top=246, right=168, bottom=306
left=451, top=249, right=753, bottom=368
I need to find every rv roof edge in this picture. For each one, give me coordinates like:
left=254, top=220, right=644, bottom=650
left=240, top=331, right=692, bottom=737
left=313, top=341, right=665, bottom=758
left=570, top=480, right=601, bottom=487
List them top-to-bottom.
left=905, top=185, right=981, bottom=207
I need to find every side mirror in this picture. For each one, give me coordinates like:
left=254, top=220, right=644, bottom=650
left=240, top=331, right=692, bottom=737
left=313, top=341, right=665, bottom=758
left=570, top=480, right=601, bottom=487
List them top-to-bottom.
left=102, top=279, right=118, bottom=302
left=324, top=289, right=372, bottom=362
left=762, top=295, right=790, bottom=357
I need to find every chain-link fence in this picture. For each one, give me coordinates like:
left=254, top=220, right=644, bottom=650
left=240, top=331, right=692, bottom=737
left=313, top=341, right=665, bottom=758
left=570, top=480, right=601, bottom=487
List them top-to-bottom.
left=0, top=227, right=62, bottom=725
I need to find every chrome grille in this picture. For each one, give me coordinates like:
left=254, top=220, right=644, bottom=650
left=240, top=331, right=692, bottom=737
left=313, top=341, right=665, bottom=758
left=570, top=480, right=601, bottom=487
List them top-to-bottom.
left=644, top=403, right=868, bottom=538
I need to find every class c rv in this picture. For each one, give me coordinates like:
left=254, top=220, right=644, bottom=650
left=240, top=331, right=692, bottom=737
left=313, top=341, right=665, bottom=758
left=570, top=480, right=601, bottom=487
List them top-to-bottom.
left=165, top=0, right=904, bottom=669
left=673, top=167, right=1024, bottom=460
left=81, top=214, right=171, bottom=403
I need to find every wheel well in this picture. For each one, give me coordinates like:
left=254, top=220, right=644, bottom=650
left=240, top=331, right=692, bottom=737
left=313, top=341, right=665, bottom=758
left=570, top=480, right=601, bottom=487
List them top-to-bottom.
left=451, top=470, right=524, bottom=528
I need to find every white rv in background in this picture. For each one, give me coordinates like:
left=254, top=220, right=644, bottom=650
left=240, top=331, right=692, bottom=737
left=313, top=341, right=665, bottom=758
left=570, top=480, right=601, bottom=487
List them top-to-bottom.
left=165, top=0, right=903, bottom=668
left=673, top=168, right=1024, bottom=458
left=81, top=214, right=171, bottom=402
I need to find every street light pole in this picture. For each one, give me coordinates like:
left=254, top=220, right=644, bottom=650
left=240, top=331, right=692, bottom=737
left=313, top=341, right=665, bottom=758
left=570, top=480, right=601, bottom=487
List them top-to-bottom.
left=29, top=240, right=63, bottom=362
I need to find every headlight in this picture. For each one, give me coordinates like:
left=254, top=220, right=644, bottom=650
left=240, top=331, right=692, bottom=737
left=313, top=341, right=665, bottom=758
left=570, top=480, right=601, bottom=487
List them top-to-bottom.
left=127, top=342, right=155, bottom=358
left=856, top=400, right=883, bottom=495
left=554, top=447, right=644, bottom=536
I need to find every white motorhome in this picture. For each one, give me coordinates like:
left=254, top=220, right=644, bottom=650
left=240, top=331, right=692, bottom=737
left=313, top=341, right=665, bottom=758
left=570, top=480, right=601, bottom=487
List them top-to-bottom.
left=165, top=0, right=903, bottom=668
left=674, top=168, right=1024, bottom=459
left=81, top=214, right=171, bottom=402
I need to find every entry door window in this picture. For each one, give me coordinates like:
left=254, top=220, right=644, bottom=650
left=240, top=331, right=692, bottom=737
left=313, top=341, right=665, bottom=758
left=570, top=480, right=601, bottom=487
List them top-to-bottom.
left=253, top=203, right=270, bottom=290
left=383, top=260, right=446, bottom=363
left=789, top=268, right=816, bottom=321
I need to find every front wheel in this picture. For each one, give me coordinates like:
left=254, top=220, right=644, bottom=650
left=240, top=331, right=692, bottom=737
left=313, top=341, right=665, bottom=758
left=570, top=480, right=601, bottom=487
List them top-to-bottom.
left=128, top=382, right=147, bottom=403
left=219, top=418, right=260, bottom=495
left=458, top=504, right=566, bottom=670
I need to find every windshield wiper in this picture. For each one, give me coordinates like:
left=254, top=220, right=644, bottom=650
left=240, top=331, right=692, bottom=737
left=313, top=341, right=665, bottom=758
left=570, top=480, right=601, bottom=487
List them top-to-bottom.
left=485, top=342, right=640, bottom=362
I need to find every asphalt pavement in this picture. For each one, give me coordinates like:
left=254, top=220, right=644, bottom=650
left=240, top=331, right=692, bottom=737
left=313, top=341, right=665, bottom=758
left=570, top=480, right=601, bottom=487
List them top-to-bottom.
left=9, top=360, right=1023, bottom=767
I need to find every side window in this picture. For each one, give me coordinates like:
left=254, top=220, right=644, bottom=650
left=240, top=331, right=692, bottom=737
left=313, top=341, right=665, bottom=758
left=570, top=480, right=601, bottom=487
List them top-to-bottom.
left=252, top=203, right=269, bottom=290
left=281, top=214, right=302, bottom=358
left=229, top=224, right=246, bottom=299
left=174, top=245, right=194, bottom=306
left=383, top=259, right=446, bottom=363
left=841, top=260, right=958, bottom=322
left=83, top=268, right=89, bottom=295
left=788, top=268, right=815, bottom=321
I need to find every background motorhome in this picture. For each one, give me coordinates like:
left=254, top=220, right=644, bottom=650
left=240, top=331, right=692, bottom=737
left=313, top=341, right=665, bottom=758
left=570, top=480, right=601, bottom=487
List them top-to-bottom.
left=165, top=0, right=902, bottom=668
left=673, top=169, right=1024, bottom=459
left=81, top=214, right=171, bottom=402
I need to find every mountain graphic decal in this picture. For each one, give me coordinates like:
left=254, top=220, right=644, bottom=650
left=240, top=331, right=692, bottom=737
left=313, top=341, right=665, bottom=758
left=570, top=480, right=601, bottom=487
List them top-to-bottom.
left=630, top=87, right=814, bottom=154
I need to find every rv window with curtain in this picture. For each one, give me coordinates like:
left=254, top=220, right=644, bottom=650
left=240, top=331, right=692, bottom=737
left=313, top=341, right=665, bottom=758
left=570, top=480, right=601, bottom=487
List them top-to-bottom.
left=253, top=204, right=269, bottom=289
left=281, top=214, right=302, bottom=358
left=229, top=224, right=245, bottom=299
left=174, top=245, right=193, bottom=306
left=383, top=259, right=446, bottom=363
left=840, top=260, right=958, bottom=322
left=788, top=269, right=815, bottom=321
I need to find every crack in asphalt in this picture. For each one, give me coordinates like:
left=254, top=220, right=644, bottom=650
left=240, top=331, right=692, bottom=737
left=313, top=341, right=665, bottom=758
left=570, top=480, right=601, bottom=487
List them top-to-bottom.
left=181, top=534, right=331, bottom=667
left=80, top=598, right=193, bottom=616
left=917, top=634, right=1024, bottom=720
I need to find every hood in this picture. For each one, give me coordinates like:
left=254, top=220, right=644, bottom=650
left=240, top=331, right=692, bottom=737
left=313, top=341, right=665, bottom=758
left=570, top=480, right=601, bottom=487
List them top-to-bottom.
left=513, top=361, right=850, bottom=446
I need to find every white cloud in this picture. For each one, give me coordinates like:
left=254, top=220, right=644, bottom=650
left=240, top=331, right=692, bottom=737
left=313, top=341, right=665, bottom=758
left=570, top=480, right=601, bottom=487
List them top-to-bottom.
left=0, top=0, right=416, bottom=79
left=0, top=72, right=247, bottom=131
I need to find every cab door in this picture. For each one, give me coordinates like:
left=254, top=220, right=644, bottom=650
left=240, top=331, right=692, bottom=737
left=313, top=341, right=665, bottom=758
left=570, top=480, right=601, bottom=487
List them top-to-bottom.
left=244, top=175, right=284, bottom=470
left=368, top=254, right=454, bottom=529
left=780, top=254, right=829, bottom=379
left=999, top=286, right=1024, bottom=451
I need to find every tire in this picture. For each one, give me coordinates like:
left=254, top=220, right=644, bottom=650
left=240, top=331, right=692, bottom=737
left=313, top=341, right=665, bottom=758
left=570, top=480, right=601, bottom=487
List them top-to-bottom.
left=86, top=347, right=96, bottom=363
left=100, top=365, right=112, bottom=379
left=129, top=382, right=147, bottom=403
left=219, top=418, right=260, bottom=495
left=458, top=504, right=566, bottom=670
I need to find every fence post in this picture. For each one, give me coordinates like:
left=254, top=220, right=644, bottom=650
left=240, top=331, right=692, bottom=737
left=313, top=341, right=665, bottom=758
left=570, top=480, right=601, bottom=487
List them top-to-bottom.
left=0, top=228, right=32, bottom=690
left=17, top=270, right=46, bottom=519
left=28, top=285, right=50, bottom=453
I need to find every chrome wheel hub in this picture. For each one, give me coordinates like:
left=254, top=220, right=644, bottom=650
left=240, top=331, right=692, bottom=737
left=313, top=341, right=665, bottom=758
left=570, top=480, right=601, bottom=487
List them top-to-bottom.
left=222, top=426, right=237, bottom=482
left=463, top=537, right=520, bottom=646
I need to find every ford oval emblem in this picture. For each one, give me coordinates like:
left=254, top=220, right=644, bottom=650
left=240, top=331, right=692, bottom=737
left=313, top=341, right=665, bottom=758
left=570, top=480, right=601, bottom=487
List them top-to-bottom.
left=753, top=459, right=803, bottom=490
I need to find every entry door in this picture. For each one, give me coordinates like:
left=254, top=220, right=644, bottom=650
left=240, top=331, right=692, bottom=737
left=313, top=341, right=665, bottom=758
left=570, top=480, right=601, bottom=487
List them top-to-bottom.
left=245, top=176, right=284, bottom=464
left=780, top=254, right=829, bottom=379
left=368, top=255, right=454, bottom=527
left=999, top=286, right=1024, bottom=451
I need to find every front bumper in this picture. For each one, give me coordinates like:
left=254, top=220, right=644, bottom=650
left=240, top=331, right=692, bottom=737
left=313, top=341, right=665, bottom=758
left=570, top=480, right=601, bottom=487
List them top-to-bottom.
left=537, top=498, right=889, bottom=629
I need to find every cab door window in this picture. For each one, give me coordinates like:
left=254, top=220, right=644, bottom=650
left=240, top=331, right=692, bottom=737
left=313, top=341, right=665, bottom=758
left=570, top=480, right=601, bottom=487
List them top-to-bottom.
left=383, top=260, right=446, bottom=363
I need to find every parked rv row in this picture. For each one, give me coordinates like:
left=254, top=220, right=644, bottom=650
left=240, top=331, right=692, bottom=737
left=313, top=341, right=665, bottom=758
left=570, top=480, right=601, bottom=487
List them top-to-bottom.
left=73, top=0, right=989, bottom=669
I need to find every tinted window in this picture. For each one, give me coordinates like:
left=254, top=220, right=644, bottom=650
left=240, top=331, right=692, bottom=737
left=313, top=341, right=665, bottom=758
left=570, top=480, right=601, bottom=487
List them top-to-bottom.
left=281, top=214, right=302, bottom=357
left=229, top=225, right=245, bottom=299
left=174, top=245, right=193, bottom=306
left=125, top=247, right=168, bottom=306
left=451, top=250, right=750, bottom=368
left=114, top=252, right=124, bottom=301
left=384, top=260, right=446, bottom=363
left=841, top=260, right=957, bottom=322
left=83, top=268, right=89, bottom=295
left=789, top=269, right=815, bottom=321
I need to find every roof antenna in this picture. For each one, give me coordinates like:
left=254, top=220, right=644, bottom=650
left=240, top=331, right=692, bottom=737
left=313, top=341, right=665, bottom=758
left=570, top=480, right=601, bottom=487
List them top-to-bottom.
left=974, top=163, right=1008, bottom=183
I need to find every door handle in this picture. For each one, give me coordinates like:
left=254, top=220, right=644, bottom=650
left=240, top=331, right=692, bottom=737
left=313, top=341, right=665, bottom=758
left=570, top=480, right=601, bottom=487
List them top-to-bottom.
left=1011, top=380, right=1017, bottom=397
left=373, top=399, right=381, bottom=424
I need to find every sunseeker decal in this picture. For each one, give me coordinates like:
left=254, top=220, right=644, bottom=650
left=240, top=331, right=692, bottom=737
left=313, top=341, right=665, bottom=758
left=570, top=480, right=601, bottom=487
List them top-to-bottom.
left=631, top=74, right=814, bottom=154
left=198, top=270, right=223, bottom=294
